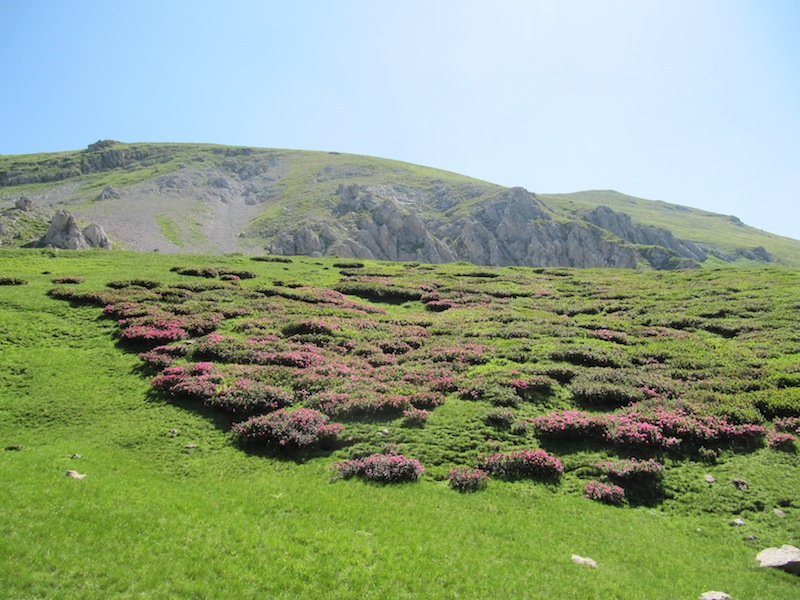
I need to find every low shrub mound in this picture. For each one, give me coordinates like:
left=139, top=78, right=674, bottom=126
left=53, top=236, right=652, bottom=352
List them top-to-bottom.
left=0, top=276, right=27, bottom=285
left=233, top=407, right=344, bottom=450
left=477, top=449, right=563, bottom=481
left=332, top=453, right=424, bottom=483
left=447, top=467, right=490, bottom=492
left=584, top=480, right=626, bottom=505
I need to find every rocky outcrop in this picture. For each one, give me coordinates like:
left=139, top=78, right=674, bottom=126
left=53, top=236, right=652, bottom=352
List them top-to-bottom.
left=269, top=185, right=640, bottom=268
left=581, top=205, right=706, bottom=268
left=38, top=210, right=111, bottom=250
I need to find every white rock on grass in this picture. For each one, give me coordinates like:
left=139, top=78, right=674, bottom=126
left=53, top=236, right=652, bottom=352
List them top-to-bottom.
left=65, top=470, right=86, bottom=479
left=756, top=545, right=800, bottom=575
left=571, top=554, right=598, bottom=568
left=699, top=592, right=732, bottom=600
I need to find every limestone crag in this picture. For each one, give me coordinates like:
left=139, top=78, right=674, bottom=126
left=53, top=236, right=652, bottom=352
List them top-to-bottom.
left=269, top=185, right=642, bottom=268
left=581, top=205, right=707, bottom=265
left=38, top=210, right=111, bottom=250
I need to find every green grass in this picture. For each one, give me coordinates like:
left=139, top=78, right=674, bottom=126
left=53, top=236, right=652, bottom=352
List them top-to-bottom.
left=541, top=190, right=800, bottom=265
left=156, top=214, right=184, bottom=248
left=2, top=249, right=800, bottom=598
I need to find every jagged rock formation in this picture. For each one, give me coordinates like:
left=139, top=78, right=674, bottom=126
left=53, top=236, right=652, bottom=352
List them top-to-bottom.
left=269, top=185, right=658, bottom=268
left=581, top=205, right=707, bottom=268
left=38, top=210, right=111, bottom=250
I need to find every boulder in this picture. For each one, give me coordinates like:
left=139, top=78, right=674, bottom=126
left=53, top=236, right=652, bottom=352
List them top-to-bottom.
left=95, top=186, right=120, bottom=201
left=15, top=196, right=33, bottom=211
left=39, top=210, right=111, bottom=250
left=42, top=210, right=89, bottom=249
left=83, top=223, right=112, bottom=249
left=756, top=545, right=800, bottom=575
left=699, top=592, right=732, bottom=600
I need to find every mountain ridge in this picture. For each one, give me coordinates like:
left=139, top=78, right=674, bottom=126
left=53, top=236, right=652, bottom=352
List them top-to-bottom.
left=1, top=140, right=799, bottom=268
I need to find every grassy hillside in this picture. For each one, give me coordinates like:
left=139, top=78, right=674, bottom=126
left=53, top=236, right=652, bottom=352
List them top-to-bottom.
left=2, top=142, right=799, bottom=266
left=542, top=190, right=800, bottom=265
left=2, top=248, right=799, bottom=598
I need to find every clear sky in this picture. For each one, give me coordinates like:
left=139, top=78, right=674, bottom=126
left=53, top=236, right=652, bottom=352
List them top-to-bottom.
left=2, top=0, right=798, bottom=239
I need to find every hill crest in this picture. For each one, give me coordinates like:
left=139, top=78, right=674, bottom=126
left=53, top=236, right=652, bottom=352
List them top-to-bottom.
left=1, top=141, right=799, bottom=268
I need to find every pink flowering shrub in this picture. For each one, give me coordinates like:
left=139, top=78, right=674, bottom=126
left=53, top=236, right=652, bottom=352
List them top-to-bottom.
left=282, top=319, right=339, bottom=337
left=138, top=343, right=190, bottom=369
left=150, top=362, right=220, bottom=402
left=509, top=375, right=555, bottom=398
left=206, top=379, right=294, bottom=414
left=534, top=405, right=766, bottom=452
left=233, top=407, right=343, bottom=449
left=402, top=407, right=429, bottom=426
left=531, top=410, right=609, bottom=441
left=775, top=416, right=800, bottom=435
left=767, top=430, right=797, bottom=450
left=477, top=449, right=563, bottom=481
left=332, top=453, right=424, bottom=483
left=595, top=458, right=663, bottom=482
left=448, top=466, right=490, bottom=492
left=584, top=480, right=625, bottom=505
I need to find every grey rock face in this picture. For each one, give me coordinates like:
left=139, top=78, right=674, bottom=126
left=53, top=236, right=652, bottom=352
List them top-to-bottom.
left=272, top=185, right=641, bottom=268
left=582, top=205, right=706, bottom=267
left=39, top=210, right=111, bottom=250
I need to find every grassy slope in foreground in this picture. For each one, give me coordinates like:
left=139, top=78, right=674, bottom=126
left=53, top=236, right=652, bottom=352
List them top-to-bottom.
left=0, top=249, right=799, bottom=599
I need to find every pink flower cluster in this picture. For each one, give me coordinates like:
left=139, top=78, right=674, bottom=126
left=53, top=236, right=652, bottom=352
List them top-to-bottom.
left=150, top=362, right=220, bottom=401
left=206, top=378, right=294, bottom=414
left=533, top=405, right=766, bottom=451
left=232, top=407, right=343, bottom=449
left=402, top=407, right=429, bottom=426
left=531, top=410, right=609, bottom=441
left=775, top=416, right=800, bottom=435
left=767, top=430, right=797, bottom=450
left=477, top=449, right=564, bottom=480
left=332, top=453, right=424, bottom=483
left=595, top=458, right=663, bottom=480
left=447, top=466, right=490, bottom=492
left=584, top=480, right=625, bottom=505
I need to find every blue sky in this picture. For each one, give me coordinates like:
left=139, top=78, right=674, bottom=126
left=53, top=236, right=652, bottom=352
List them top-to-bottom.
left=2, top=0, right=798, bottom=239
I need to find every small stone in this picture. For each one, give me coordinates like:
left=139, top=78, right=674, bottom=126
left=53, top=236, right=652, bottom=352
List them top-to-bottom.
left=168, top=428, right=180, bottom=437
left=377, top=429, right=390, bottom=436
left=185, top=444, right=198, bottom=449
left=4, top=445, right=25, bottom=451
left=71, top=453, right=82, bottom=459
left=65, top=470, right=86, bottom=479
left=704, top=474, right=716, bottom=484
left=731, top=478, right=749, bottom=491
left=774, top=508, right=786, bottom=518
left=730, top=518, right=746, bottom=527
left=744, top=535, right=758, bottom=541
left=571, top=554, right=598, bottom=568
left=699, top=592, right=732, bottom=600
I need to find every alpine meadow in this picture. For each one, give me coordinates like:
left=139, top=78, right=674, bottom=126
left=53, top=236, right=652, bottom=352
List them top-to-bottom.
left=1, top=143, right=800, bottom=599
